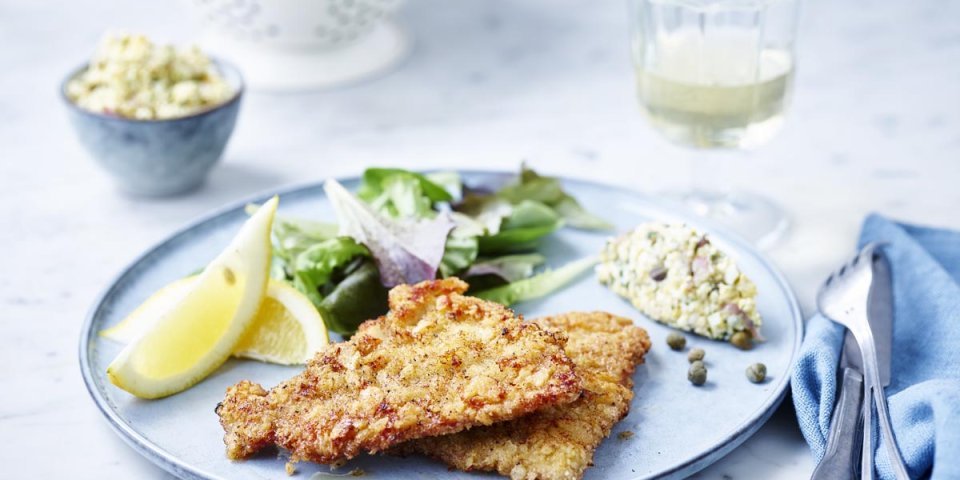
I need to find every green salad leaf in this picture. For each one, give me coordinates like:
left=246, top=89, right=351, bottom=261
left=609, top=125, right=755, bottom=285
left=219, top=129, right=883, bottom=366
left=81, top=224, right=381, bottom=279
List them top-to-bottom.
left=494, top=165, right=613, bottom=231
left=496, top=166, right=566, bottom=205
left=358, top=168, right=453, bottom=218
left=360, top=168, right=453, bottom=201
left=425, top=171, right=463, bottom=201
left=369, top=174, right=435, bottom=218
left=456, top=194, right=513, bottom=235
left=477, top=200, right=562, bottom=253
left=245, top=203, right=339, bottom=280
left=245, top=204, right=339, bottom=260
left=273, top=216, right=340, bottom=257
left=439, top=235, right=479, bottom=278
left=291, top=237, right=369, bottom=305
left=465, top=253, right=546, bottom=282
left=473, top=256, right=598, bottom=305
left=315, top=260, right=389, bottom=334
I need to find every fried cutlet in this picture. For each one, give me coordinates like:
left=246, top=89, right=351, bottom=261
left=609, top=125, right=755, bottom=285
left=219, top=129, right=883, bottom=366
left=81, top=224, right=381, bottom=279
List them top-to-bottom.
left=216, top=278, right=582, bottom=466
left=394, top=311, right=651, bottom=480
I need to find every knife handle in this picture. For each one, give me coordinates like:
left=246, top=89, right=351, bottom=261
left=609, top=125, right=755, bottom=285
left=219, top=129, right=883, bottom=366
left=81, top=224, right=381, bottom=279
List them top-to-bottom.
left=810, top=368, right=864, bottom=480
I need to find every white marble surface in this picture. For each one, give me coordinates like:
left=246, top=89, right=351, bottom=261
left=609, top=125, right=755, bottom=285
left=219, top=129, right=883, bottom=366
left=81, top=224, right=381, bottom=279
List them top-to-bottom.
left=1, top=0, right=958, bottom=478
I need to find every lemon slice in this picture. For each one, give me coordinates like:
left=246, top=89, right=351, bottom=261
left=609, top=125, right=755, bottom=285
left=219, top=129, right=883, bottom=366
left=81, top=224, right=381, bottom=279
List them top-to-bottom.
left=107, top=196, right=278, bottom=399
left=102, top=278, right=329, bottom=366
left=234, top=281, right=329, bottom=365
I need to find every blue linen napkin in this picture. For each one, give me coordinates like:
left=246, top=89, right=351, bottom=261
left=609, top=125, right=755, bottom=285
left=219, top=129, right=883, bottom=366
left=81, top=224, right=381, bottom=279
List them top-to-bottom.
left=792, top=214, right=960, bottom=480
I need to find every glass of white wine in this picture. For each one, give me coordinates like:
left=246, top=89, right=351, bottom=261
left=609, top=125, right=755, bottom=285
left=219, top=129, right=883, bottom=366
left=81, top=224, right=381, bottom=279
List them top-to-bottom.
left=630, top=0, right=800, bottom=247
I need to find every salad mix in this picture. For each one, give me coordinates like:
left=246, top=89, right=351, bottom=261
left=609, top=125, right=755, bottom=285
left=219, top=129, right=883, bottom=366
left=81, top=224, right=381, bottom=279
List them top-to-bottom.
left=255, top=166, right=610, bottom=334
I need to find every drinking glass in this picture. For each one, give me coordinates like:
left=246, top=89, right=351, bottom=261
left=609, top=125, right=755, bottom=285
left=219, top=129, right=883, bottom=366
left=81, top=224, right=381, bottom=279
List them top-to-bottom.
left=629, top=0, right=800, bottom=247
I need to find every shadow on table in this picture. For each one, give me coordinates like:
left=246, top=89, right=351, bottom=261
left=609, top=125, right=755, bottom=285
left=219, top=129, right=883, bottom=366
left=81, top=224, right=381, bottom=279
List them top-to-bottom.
left=200, top=162, right=287, bottom=205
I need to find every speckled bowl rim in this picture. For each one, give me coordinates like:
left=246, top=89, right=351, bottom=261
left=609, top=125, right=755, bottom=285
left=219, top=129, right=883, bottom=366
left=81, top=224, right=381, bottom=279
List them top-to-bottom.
left=59, top=56, right=245, bottom=124
left=78, top=170, right=804, bottom=480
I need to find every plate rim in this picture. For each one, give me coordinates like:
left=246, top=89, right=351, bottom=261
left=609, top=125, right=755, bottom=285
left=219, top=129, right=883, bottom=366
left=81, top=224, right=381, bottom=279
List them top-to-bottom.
left=79, top=169, right=803, bottom=480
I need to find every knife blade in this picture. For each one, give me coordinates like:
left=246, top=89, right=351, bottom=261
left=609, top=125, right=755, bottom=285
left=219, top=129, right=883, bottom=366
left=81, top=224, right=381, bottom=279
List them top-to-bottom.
left=867, top=252, right=893, bottom=386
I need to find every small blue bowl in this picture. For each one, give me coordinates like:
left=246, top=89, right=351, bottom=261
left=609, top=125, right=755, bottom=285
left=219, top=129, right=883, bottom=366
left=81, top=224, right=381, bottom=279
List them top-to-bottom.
left=61, top=59, right=244, bottom=196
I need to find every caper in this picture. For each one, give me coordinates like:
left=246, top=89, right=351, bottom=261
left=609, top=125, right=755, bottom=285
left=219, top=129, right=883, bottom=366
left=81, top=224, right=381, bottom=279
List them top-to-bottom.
left=649, top=265, right=668, bottom=282
left=730, top=331, right=754, bottom=350
left=666, top=332, right=686, bottom=351
left=688, top=348, right=705, bottom=363
left=688, top=360, right=707, bottom=386
left=746, top=363, right=767, bottom=383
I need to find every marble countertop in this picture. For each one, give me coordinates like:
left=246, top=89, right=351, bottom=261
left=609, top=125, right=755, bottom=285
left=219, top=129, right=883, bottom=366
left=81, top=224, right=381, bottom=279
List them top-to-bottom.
left=1, top=0, right=957, bottom=478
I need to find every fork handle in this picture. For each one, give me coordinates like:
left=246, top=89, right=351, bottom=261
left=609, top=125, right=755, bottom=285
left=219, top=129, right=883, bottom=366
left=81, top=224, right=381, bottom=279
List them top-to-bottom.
left=860, top=331, right=911, bottom=480
left=870, top=382, right=911, bottom=479
left=863, top=383, right=912, bottom=480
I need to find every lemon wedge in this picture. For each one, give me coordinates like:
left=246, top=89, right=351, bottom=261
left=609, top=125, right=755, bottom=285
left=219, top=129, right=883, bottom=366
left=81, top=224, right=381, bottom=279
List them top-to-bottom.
left=107, top=196, right=278, bottom=399
left=100, top=276, right=195, bottom=344
left=102, top=277, right=329, bottom=366
left=234, top=281, right=329, bottom=365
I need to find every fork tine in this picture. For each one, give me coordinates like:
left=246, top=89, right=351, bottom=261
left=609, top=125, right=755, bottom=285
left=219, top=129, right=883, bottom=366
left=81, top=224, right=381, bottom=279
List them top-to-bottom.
left=859, top=242, right=883, bottom=263
left=851, top=250, right=865, bottom=268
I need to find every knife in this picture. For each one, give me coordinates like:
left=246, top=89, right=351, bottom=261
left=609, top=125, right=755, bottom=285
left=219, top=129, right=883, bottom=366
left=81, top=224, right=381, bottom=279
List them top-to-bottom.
left=867, top=251, right=910, bottom=479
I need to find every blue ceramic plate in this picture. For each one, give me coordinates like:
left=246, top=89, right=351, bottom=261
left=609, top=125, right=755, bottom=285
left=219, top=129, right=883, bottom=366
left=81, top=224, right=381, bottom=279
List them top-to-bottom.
left=80, top=171, right=802, bottom=480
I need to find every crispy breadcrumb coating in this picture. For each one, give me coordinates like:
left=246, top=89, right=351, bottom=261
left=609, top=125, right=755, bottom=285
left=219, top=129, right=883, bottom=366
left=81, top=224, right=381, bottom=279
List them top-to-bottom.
left=217, top=278, right=582, bottom=466
left=395, top=311, right=651, bottom=480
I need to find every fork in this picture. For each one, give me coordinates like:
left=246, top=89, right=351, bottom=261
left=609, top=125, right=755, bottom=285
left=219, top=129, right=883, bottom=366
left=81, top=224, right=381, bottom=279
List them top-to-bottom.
left=817, top=243, right=909, bottom=480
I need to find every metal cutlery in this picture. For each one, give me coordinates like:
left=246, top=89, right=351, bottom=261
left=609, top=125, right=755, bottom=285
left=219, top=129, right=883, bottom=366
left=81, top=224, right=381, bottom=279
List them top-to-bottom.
left=816, top=243, right=909, bottom=480
left=813, top=246, right=899, bottom=480
left=866, top=250, right=895, bottom=389
left=810, top=364, right=863, bottom=480
left=811, top=365, right=864, bottom=480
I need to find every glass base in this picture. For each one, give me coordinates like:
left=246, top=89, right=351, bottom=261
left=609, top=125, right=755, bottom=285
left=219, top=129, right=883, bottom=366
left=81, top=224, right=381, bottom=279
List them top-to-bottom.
left=200, top=21, right=409, bottom=92
left=665, top=190, right=790, bottom=249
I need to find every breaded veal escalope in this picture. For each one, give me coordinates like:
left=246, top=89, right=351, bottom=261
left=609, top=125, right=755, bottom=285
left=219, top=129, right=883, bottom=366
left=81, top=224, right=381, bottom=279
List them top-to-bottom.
left=217, top=278, right=582, bottom=466
left=395, top=311, right=651, bottom=480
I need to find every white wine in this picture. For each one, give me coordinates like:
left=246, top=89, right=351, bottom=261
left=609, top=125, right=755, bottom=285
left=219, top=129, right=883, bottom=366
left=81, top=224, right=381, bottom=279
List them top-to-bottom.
left=636, top=29, right=794, bottom=149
